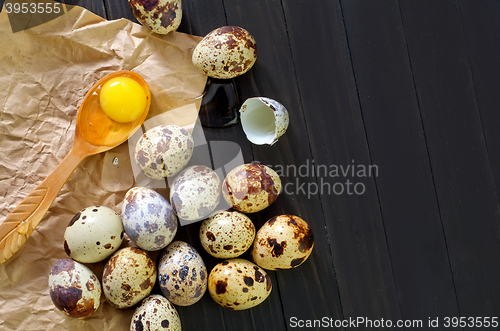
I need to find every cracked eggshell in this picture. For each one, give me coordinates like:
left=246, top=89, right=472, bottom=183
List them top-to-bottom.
left=129, top=0, right=182, bottom=35
left=192, top=26, right=257, bottom=79
left=240, top=97, right=289, bottom=146
left=135, top=124, right=194, bottom=179
left=222, top=163, right=281, bottom=213
left=169, top=165, right=221, bottom=222
left=122, top=187, right=178, bottom=251
left=63, top=206, right=124, bottom=263
left=199, top=210, right=255, bottom=258
left=252, top=215, right=314, bottom=270
left=158, top=241, right=207, bottom=306
left=102, top=247, right=156, bottom=309
left=208, top=258, right=272, bottom=310
left=49, top=259, right=101, bottom=318
left=131, top=295, right=181, bottom=331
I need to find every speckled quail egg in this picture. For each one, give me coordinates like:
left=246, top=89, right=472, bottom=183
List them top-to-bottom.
left=129, top=0, right=182, bottom=35
left=192, top=26, right=257, bottom=79
left=135, top=124, right=194, bottom=179
left=222, top=163, right=281, bottom=213
left=169, top=165, right=221, bottom=222
left=122, top=187, right=178, bottom=251
left=63, top=206, right=124, bottom=263
left=199, top=210, right=255, bottom=258
left=252, top=215, right=314, bottom=270
left=158, top=241, right=207, bottom=306
left=102, top=247, right=156, bottom=309
left=208, top=258, right=272, bottom=310
left=49, top=259, right=101, bottom=318
left=131, top=295, right=181, bottom=331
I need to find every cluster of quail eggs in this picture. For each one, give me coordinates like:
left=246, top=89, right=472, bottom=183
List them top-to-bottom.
left=48, top=3, right=307, bottom=329
left=49, top=123, right=314, bottom=329
left=132, top=123, right=316, bottom=313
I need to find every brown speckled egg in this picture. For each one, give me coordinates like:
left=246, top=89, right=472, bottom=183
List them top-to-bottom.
left=129, top=0, right=182, bottom=35
left=192, top=26, right=257, bottom=79
left=135, top=125, right=194, bottom=179
left=222, top=163, right=281, bottom=213
left=169, top=165, right=221, bottom=222
left=122, top=187, right=178, bottom=251
left=63, top=206, right=124, bottom=263
left=199, top=210, right=255, bottom=258
left=252, top=215, right=314, bottom=270
left=158, top=241, right=207, bottom=306
left=102, top=247, right=156, bottom=309
left=208, top=258, right=272, bottom=310
left=49, top=259, right=101, bottom=318
left=131, top=295, right=181, bottom=331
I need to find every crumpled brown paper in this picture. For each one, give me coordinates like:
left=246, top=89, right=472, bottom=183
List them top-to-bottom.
left=0, top=3, right=207, bottom=330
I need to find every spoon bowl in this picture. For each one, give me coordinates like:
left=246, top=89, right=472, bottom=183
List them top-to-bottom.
left=0, top=70, right=151, bottom=264
left=78, top=71, right=151, bottom=148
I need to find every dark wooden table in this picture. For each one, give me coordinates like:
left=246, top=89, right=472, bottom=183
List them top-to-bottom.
left=5, top=0, right=500, bottom=330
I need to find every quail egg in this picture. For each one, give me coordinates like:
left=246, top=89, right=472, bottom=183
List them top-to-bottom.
left=129, top=0, right=182, bottom=35
left=192, top=26, right=257, bottom=79
left=135, top=124, right=194, bottom=179
left=222, top=163, right=281, bottom=213
left=169, top=165, right=221, bottom=222
left=122, top=186, right=178, bottom=251
left=63, top=206, right=124, bottom=263
left=199, top=210, right=255, bottom=258
left=252, top=215, right=314, bottom=270
left=158, top=241, right=207, bottom=306
left=102, top=247, right=156, bottom=309
left=208, top=258, right=272, bottom=310
left=49, top=259, right=101, bottom=318
left=131, top=295, right=181, bottom=331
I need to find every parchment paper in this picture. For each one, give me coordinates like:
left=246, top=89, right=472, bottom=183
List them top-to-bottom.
left=0, top=3, right=207, bottom=330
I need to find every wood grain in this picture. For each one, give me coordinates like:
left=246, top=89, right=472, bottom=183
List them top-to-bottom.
left=280, top=0, right=401, bottom=320
left=339, top=0, right=460, bottom=322
left=399, top=0, right=500, bottom=316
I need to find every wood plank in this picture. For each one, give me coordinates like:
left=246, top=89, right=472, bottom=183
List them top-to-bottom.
left=75, top=0, right=106, bottom=18
left=102, top=0, right=134, bottom=21
left=222, top=0, right=344, bottom=326
left=278, top=0, right=403, bottom=321
left=339, top=0, right=460, bottom=322
left=399, top=0, right=500, bottom=316
left=456, top=0, right=500, bottom=318
left=176, top=1, right=286, bottom=330
left=458, top=1, right=500, bottom=211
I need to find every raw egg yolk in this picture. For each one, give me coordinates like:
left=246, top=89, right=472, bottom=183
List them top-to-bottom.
left=99, top=77, right=147, bottom=123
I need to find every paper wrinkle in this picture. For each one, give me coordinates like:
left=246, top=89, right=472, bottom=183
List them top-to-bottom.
left=0, top=2, right=207, bottom=330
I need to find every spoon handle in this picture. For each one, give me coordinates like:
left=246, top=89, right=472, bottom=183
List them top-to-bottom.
left=0, top=146, right=87, bottom=264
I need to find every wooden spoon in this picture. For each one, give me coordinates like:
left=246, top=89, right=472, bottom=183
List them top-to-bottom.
left=0, top=70, right=151, bottom=264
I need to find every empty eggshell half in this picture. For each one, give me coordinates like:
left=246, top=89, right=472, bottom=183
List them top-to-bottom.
left=240, top=97, right=289, bottom=146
